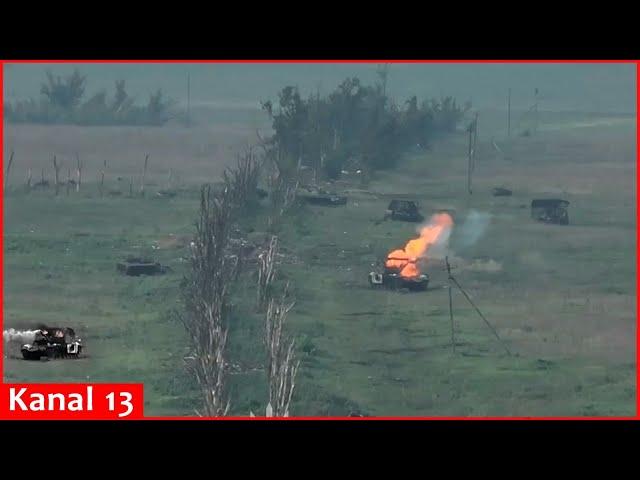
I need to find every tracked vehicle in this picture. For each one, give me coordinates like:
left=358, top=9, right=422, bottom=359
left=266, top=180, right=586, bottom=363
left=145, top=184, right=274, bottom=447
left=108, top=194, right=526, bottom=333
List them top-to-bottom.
left=21, top=327, right=83, bottom=360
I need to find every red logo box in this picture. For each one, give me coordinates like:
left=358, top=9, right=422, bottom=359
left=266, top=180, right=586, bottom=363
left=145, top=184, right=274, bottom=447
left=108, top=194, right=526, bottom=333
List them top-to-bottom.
left=1, top=383, right=144, bottom=420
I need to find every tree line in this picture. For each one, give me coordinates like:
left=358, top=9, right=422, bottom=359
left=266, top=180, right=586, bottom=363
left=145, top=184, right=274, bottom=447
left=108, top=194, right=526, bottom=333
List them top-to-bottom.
left=4, top=70, right=174, bottom=126
left=260, top=73, right=471, bottom=180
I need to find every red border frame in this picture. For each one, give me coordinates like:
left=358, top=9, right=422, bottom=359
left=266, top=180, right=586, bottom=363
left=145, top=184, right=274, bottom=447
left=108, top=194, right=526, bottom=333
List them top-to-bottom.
left=1, top=59, right=638, bottom=421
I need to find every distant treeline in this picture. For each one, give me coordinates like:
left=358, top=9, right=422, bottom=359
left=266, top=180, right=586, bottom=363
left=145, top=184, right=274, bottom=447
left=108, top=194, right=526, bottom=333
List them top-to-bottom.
left=4, top=70, right=174, bottom=126
left=261, top=74, right=470, bottom=179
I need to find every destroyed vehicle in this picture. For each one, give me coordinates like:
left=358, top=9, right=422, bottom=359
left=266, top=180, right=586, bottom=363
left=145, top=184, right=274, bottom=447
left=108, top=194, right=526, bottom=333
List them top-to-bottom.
left=298, top=186, right=347, bottom=206
left=531, top=199, right=570, bottom=225
left=385, top=200, right=424, bottom=222
left=117, top=257, right=167, bottom=276
left=368, top=266, right=429, bottom=292
left=21, top=327, right=83, bottom=360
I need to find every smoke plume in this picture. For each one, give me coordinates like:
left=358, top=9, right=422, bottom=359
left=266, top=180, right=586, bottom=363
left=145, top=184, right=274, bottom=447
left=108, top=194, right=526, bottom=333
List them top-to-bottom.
left=455, top=210, right=491, bottom=249
left=3, top=328, right=38, bottom=344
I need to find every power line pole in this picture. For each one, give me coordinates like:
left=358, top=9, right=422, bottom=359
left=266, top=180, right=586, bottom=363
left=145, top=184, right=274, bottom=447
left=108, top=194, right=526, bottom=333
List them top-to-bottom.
left=376, top=64, right=389, bottom=98
left=186, top=73, right=191, bottom=128
left=533, top=87, right=538, bottom=135
left=507, top=88, right=511, bottom=138
left=473, top=112, right=478, bottom=173
left=467, top=114, right=477, bottom=195
left=467, top=121, right=473, bottom=195
left=446, top=257, right=455, bottom=354
left=447, top=270, right=512, bottom=356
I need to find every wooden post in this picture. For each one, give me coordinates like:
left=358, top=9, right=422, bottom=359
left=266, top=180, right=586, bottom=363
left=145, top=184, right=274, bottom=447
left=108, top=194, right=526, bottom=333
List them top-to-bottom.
left=507, top=88, right=511, bottom=138
left=5, top=150, right=15, bottom=193
left=75, top=153, right=82, bottom=192
left=140, top=154, right=149, bottom=196
left=52, top=155, right=60, bottom=196
left=26, top=168, right=32, bottom=191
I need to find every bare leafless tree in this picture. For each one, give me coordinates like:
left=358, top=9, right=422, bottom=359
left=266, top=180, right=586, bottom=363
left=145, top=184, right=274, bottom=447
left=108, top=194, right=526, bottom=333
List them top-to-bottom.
left=223, top=150, right=261, bottom=209
left=267, top=173, right=298, bottom=230
left=176, top=184, right=237, bottom=416
left=257, top=236, right=278, bottom=311
left=264, top=284, right=299, bottom=417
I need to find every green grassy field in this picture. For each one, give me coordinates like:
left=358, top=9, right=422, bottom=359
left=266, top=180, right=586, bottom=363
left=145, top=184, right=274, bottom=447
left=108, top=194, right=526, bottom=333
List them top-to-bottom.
left=3, top=112, right=636, bottom=416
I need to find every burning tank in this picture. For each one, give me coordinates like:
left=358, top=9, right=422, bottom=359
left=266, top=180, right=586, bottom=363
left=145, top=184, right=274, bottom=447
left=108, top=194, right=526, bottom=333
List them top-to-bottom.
left=369, top=212, right=453, bottom=292
left=369, top=267, right=430, bottom=291
left=21, top=327, right=83, bottom=360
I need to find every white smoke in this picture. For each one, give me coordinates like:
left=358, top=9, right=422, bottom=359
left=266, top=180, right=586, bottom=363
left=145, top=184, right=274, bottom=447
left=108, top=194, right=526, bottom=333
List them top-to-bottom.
left=456, top=210, right=491, bottom=249
left=424, top=227, right=452, bottom=260
left=3, top=328, right=38, bottom=344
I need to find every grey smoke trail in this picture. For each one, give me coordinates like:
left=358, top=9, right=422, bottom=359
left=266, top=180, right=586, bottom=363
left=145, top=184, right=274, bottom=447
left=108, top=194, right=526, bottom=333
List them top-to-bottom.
left=456, top=210, right=491, bottom=248
left=3, top=328, right=38, bottom=344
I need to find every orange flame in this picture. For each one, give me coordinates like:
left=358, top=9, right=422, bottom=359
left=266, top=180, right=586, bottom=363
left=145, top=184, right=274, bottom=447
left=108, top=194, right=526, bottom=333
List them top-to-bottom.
left=385, top=213, right=454, bottom=278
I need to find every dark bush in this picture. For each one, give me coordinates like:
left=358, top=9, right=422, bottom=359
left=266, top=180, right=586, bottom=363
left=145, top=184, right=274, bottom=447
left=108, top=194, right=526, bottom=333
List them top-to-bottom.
left=4, top=71, right=174, bottom=127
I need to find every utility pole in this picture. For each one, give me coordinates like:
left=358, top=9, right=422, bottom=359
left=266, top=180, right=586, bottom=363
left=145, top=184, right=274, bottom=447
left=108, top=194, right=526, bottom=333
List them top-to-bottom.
left=377, top=64, right=389, bottom=98
left=186, top=73, right=191, bottom=128
left=316, top=83, right=321, bottom=185
left=533, top=87, right=538, bottom=135
left=507, top=88, right=511, bottom=138
left=473, top=112, right=478, bottom=173
left=467, top=114, right=477, bottom=195
left=467, top=122, right=472, bottom=194
left=445, top=256, right=512, bottom=356
left=446, top=257, right=455, bottom=354
left=449, top=270, right=512, bottom=356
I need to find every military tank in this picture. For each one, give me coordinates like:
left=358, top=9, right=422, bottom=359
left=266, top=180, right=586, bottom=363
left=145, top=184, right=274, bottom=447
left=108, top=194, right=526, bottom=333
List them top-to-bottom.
left=297, top=186, right=347, bottom=206
left=384, top=200, right=424, bottom=223
left=21, top=327, right=83, bottom=360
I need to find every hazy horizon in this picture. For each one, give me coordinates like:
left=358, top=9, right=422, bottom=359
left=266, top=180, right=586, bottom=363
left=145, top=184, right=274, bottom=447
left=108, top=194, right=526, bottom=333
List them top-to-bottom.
left=4, top=63, right=636, bottom=114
